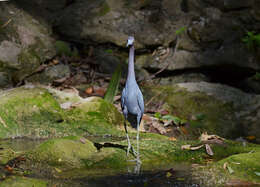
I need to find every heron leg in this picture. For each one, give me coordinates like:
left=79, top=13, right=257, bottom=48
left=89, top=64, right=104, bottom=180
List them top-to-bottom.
left=136, top=115, right=142, bottom=164
left=124, top=120, right=137, bottom=157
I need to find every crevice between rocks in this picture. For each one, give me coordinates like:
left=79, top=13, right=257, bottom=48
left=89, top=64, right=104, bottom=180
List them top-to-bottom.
left=145, top=65, right=257, bottom=93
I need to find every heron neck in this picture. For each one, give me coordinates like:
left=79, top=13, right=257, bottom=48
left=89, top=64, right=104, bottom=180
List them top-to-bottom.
left=127, top=45, right=136, bottom=82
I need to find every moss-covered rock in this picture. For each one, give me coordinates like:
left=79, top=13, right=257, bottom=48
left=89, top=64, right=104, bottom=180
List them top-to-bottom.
left=143, top=82, right=260, bottom=141
left=0, top=85, right=124, bottom=139
left=27, top=136, right=97, bottom=169
left=193, top=147, right=260, bottom=186
left=0, top=176, right=47, bottom=187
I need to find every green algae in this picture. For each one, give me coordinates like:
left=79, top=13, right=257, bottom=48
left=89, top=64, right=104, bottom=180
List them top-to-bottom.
left=98, top=1, right=111, bottom=16
left=0, top=176, right=47, bottom=187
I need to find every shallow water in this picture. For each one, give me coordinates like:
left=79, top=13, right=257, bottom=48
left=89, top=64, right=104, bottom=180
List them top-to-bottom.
left=0, top=138, right=202, bottom=187
left=46, top=167, right=200, bottom=187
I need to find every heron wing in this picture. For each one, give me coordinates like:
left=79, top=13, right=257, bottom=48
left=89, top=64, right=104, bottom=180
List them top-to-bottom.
left=121, top=88, right=126, bottom=110
left=137, top=89, right=144, bottom=114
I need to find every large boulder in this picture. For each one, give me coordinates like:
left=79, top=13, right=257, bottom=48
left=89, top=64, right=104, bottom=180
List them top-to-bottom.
left=54, top=0, right=260, bottom=73
left=55, top=0, right=188, bottom=48
left=0, top=3, right=56, bottom=85
left=144, top=82, right=260, bottom=142
left=0, top=85, right=124, bottom=139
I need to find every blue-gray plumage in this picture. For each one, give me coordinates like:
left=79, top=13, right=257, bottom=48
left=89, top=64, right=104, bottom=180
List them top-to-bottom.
left=121, top=36, right=144, bottom=163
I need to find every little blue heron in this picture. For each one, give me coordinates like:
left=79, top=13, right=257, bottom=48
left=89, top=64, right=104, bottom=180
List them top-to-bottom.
left=121, top=36, right=144, bottom=163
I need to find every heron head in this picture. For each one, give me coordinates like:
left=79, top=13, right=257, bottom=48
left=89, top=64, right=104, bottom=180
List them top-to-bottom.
left=126, top=36, right=134, bottom=47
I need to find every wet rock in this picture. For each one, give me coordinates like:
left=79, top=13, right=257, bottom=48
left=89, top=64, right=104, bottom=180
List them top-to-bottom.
left=0, top=3, right=56, bottom=84
left=153, top=73, right=209, bottom=85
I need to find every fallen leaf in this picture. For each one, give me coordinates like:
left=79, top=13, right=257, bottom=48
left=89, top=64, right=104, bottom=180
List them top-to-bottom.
left=52, top=59, right=59, bottom=65
left=85, top=87, right=93, bottom=94
left=94, top=87, right=106, bottom=96
left=60, top=102, right=72, bottom=109
left=142, top=114, right=152, bottom=122
left=150, top=121, right=167, bottom=134
left=180, top=126, right=188, bottom=134
left=199, top=132, right=225, bottom=142
left=246, top=135, right=256, bottom=140
left=169, top=137, right=177, bottom=141
left=80, top=138, right=86, bottom=144
left=205, top=144, right=214, bottom=156
left=223, top=162, right=228, bottom=170
left=4, top=165, right=13, bottom=172
left=227, top=166, right=234, bottom=174
left=55, top=168, right=62, bottom=173
left=255, top=171, right=260, bottom=176
left=166, top=172, right=172, bottom=178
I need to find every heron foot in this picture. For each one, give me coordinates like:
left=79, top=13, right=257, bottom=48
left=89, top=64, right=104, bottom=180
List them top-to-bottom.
left=126, top=144, right=137, bottom=157
left=127, top=158, right=142, bottom=164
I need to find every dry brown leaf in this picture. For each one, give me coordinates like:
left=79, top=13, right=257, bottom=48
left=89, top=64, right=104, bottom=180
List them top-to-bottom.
left=52, top=59, right=59, bottom=65
left=85, top=87, right=93, bottom=94
left=94, top=87, right=106, bottom=96
left=142, top=114, right=152, bottom=122
left=150, top=121, right=167, bottom=134
left=180, top=126, right=188, bottom=135
left=200, top=132, right=225, bottom=142
left=246, top=135, right=256, bottom=141
left=169, top=137, right=177, bottom=141
left=205, top=144, right=214, bottom=156
left=223, top=162, right=228, bottom=170
left=4, top=165, right=13, bottom=172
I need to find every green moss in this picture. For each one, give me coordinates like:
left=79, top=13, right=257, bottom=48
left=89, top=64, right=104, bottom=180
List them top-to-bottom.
left=99, top=2, right=110, bottom=16
left=143, top=85, right=239, bottom=138
left=0, top=87, right=126, bottom=139
left=27, top=136, right=97, bottom=169
left=195, top=149, right=260, bottom=186
left=216, top=152, right=260, bottom=182
left=0, top=176, right=47, bottom=187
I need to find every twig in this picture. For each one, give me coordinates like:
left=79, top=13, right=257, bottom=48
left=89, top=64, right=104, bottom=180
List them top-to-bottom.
left=1, top=18, right=12, bottom=28
left=139, top=37, right=180, bottom=83
left=145, top=92, right=162, bottom=107
left=0, top=116, right=7, bottom=128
